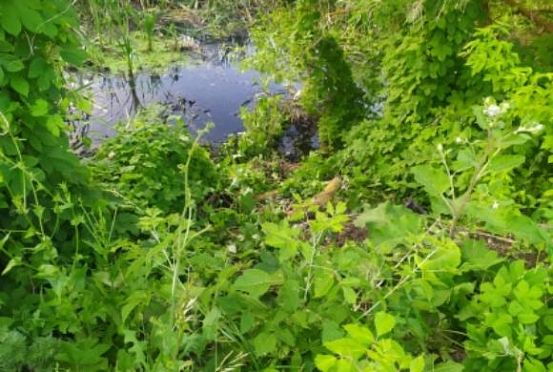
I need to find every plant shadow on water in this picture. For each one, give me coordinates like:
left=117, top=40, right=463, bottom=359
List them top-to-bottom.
left=75, top=41, right=318, bottom=159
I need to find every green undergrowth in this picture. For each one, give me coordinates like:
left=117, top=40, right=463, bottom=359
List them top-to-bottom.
left=2, top=0, right=553, bottom=371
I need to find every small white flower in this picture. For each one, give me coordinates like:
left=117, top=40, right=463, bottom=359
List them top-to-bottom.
left=484, top=104, right=501, bottom=118
left=455, top=136, right=464, bottom=144
left=436, top=143, right=444, bottom=152
left=108, top=151, right=116, bottom=159
left=492, top=201, right=499, bottom=209
left=227, top=244, right=237, bottom=254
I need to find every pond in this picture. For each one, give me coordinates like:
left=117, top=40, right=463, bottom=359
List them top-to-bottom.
left=73, top=40, right=318, bottom=159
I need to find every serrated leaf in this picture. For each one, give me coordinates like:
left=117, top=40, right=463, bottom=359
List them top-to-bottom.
left=412, top=165, right=450, bottom=197
left=262, top=221, right=300, bottom=261
left=232, top=269, right=272, bottom=298
left=121, top=291, right=148, bottom=323
left=375, top=312, right=396, bottom=337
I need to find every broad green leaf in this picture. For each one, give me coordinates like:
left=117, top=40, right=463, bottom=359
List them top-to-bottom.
left=1, top=4, right=21, bottom=36
left=17, top=5, right=42, bottom=33
left=60, top=48, right=87, bottom=66
left=29, top=57, right=47, bottom=78
left=2, top=58, right=23, bottom=72
left=10, top=76, right=29, bottom=96
left=30, top=99, right=49, bottom=117
left=472, top=105, right=489, bottom=130
left=46, top=114, right=64, bottom=137
left=499, top=133, right=530, bottom=148
left=454, top=148, right=477, bottom=171
left=487, top=155, right=525, bottom=174
left=412, top=165, right=450, bottom=197
left=355, top=203, right=423, bottom=249
left=508, top=215, right=549, bottom=246
left=262, top=221, right=300, bottom=261
left=418, top=239, right=461, bottom=273
left=460, top=240, right=504, bottom=271
left=232, top=269, right=272, bottom=298
left=314, top=270, right=334, bottom=298
left=278, top=279, right=301, bottom=312
left=342, top=286, right=356, bottom=305
left=202, top=307, right=221, bottom=340
left=240, top=312, right=255, bottom=333
left=375, top=312, right=396, bottom=337
left=487, top=312, right=513, bottom=337
left=322, top=320, right=345, bottom=342
left=344, top=324, right=374, bottom=346
left=253, top=332, right=277, bottom=356
left=324, top=338, right=366, bottom=359
left=314, top=355, right=337, bottom=371
left=410, top=355, right=425, bottom=372
left=335, top=359, right=356, bottom=371
left=433, top=361, right=464, bottom=372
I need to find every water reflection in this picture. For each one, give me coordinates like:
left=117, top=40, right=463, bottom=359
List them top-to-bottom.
left=73, top=41, right=317, bottom=159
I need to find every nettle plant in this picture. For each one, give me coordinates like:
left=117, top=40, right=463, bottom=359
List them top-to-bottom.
left=412, top=98, right=550, bottom=251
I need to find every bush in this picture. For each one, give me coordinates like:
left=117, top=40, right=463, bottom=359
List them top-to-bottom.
left=92, top=115, right=219, bottom=213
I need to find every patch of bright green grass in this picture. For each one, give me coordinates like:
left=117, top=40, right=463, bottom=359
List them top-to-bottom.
left=87, top=32, right=191, bottom=74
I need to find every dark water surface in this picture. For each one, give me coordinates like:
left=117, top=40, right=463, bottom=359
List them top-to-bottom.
left=74, top=41, right=318, bottom=160
left=79, top=43, right=284, bottom=143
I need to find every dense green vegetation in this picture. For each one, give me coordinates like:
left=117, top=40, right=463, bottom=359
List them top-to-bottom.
left=2, top=0, right=553, bottom=370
